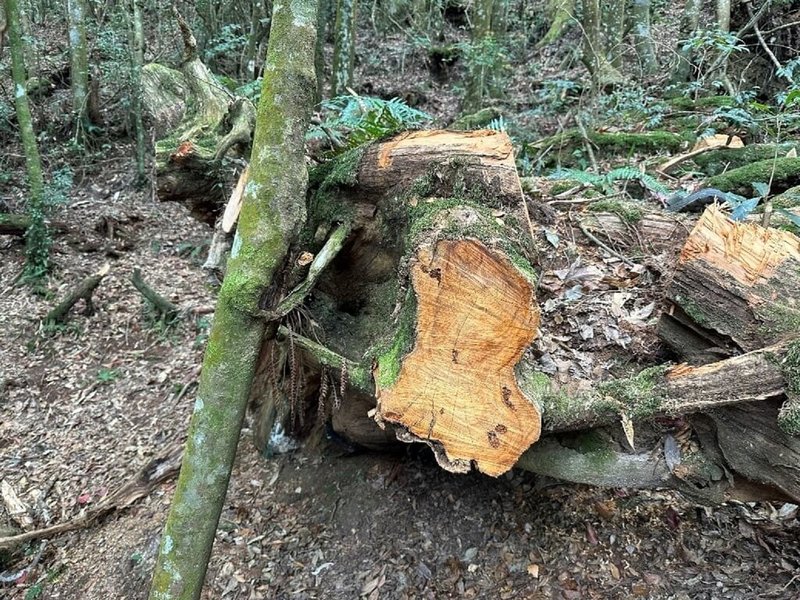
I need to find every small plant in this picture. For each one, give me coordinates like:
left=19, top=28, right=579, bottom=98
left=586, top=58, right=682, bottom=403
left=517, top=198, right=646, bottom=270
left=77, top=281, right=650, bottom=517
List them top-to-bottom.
left=307, top=94, right=432, bottom=152
left=22, top=166, right=74, bottom=281
left=549, top=166, right=669, bottom=196
left=96, top=367, right=120, bottom=384
left=25, top=583, right=44, bottom=600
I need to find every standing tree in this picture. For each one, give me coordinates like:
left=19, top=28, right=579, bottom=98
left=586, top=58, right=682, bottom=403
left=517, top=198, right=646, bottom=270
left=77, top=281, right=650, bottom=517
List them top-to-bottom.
left=5, top=0, right=47, bottom=277
left=66, top=0, right=92, bottom=138
left=128, top=0, right=146, bottom=185
left=147, top=0, right=318, bottom=597
left=331, top=0, right=356, bottom=95
left=462, top=0, right=496, bottom=112
left=581, top=0, right=624, bottom=87
left=630, top=0, right=657, bottom=75
left=670, top=0, right=703, bottom=83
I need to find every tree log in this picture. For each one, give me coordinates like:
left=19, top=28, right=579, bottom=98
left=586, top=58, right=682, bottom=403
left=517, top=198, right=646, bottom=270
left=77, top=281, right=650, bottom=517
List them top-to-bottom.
left=248, top=130, right=800, bottom=500
left=659, top=204, right=800, bottom=359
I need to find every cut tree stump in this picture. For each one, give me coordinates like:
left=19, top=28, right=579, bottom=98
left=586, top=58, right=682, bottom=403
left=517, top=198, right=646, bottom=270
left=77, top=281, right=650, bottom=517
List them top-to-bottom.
left=143, top=9, right=255, bottom=222
left=374, top=239, right=541, bottom=476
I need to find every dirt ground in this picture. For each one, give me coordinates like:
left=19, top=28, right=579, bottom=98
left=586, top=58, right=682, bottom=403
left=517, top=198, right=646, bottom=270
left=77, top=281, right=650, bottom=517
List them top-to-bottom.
left=1, top=173, right=799, bottom=600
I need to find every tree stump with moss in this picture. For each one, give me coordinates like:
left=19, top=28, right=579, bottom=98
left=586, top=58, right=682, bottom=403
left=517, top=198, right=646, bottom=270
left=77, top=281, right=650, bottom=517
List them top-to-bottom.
left=247, top=130, right=800, bottom=501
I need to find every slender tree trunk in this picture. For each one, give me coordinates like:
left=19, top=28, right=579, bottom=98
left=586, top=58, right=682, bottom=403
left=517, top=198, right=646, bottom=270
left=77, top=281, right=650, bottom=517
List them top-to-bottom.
left=6, top=0, right=47, bottom=276
left=66, top=0, right=91, bottom=139
left=129, top=0, right=146, bottom=185
left=146, top=0, right=317, bottom=597
left=315, top=0, right=329, bottom=100
left=331, top=0, right=356, bottom=95
left=462, top=0, right=494, bottom=112
left=535, top=0, right=575, bottom=49
left=601, top=0, right=625, bottom=69
left=630, top=0, right=657, bottom=75
left=670, top=0, right=703, bottom=83
left=716, top=0, right=730, bottom=32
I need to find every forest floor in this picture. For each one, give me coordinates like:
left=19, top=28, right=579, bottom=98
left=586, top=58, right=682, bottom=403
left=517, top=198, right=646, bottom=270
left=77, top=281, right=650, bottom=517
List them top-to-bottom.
left=3, top=5, right=800, bottom=599
left=0, top=151, right=799, bottom=600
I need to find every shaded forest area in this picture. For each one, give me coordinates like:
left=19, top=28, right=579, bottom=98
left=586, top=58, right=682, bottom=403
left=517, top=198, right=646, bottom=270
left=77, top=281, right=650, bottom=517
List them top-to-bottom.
left=2, top=0, right=800, bottom=598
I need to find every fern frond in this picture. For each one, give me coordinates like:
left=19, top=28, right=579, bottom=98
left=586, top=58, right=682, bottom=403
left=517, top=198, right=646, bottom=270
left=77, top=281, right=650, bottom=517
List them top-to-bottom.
left=548, top=168, right=604, bottom=186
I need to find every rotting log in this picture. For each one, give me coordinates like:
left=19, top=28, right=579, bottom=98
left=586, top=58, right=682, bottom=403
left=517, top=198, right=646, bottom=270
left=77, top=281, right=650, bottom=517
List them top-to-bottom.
left=142, top=9, right=256, bottom=223
left=659, top=204, right=800, bottom=359
left=0, top=214, right=68, bottom=236
left=45, top=263, right=110, bottom=323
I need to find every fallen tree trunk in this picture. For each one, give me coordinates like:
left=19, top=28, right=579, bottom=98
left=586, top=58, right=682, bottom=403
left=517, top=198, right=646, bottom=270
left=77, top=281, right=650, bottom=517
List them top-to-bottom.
left=247, top=129, right=800, bottom=502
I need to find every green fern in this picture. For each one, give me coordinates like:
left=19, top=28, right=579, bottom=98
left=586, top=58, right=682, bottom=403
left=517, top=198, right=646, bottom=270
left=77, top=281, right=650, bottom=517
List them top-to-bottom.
left=308, top=95, right=432, bottom=153
left=549, top=166, right=668, bottom=195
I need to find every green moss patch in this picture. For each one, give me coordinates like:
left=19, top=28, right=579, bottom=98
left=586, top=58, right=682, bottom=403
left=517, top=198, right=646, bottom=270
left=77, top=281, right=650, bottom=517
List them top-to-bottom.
left=707, top=157, right=800, bottom=196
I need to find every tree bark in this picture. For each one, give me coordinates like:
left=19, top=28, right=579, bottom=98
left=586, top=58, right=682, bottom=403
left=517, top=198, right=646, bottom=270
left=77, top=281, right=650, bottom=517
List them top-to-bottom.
left=6, top=0, right=47, bottom=277
left=66, top=0, right=91, bottom=138
left=128, top=0, right=146, bottom=185
left=147, top=0, right=318, bottom=597
left=331, top=0, right=356, bottom=95
left=462, top=0, right=495, bottom=112
left=630, top=0, right=657, bottom=75
left=670, top=0, right=703, bottom=84
left=143, top=9, right=256, bottom=221
left=659, top=205, right=800, bottom=358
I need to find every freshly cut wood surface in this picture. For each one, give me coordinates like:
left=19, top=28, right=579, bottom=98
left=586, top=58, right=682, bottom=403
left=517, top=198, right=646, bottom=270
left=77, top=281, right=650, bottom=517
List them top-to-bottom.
left=661, top=204, right=800, bottom=356
left=375, top=239, right=541, bottom=477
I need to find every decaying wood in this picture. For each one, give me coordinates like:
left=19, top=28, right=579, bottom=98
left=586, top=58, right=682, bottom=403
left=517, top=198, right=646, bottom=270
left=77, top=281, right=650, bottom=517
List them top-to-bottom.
left=143, top=10, right=255, bottom=220
left=246, top=129, right=800, bottom=501
left=659, top=205, right=800, bottom=359
left=578, top=209, right=693, bottom=255
left=0, top=214, right=68, bottom=236
left=375, top=239, right=541, bottom=477
left=45, top=263, right=110, bottom=323
left=131, top=268, right=180, bottom=321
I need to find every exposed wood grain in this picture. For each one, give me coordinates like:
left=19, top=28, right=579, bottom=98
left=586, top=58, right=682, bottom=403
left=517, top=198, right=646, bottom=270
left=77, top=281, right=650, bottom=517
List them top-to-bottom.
left=357, top=130, right=520, bottom=203
left=660, top=205, right=800, bottom=358
left=375, top=239, right=541, bottom=477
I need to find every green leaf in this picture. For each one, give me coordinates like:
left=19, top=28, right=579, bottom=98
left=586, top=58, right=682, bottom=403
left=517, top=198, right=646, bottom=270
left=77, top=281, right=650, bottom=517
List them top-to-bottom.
left=751, top=181, right=770, bottom=198
left=777, top=208, right=800, bottom=228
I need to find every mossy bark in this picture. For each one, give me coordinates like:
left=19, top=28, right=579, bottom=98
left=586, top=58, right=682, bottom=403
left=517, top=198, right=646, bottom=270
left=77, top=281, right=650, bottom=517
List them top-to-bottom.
left=7, top=0, right=46, bottom=275
left=147, top=0, right=318, bottom=597
left=331, top=0, right=357, bottom=95
left=535, top=0, right=575, bottom=49
left=630, top=0, right=657, bottom=75
left=144, top=11, right=256, bottom=219
left=527, top=129, right=686, bottom=167
left=691, top=142, right=800, bottom=177
left=706, top=157, right=800, bottom=196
